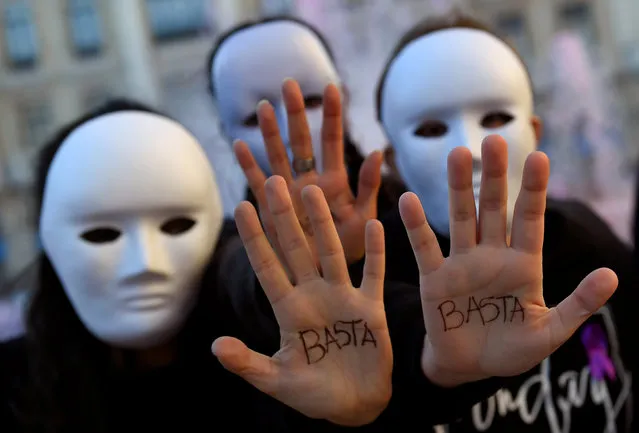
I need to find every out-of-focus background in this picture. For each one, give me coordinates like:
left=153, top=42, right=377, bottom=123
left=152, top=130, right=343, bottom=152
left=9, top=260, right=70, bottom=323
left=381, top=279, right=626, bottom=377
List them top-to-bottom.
left=0, top=0, right=637, bottom=294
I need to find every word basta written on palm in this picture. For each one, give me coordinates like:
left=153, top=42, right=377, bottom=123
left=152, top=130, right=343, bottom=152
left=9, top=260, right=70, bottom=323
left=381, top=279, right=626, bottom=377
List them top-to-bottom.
left=399, top=135, right=618, bottom=387
left=212, top=176, right=392, bottom=426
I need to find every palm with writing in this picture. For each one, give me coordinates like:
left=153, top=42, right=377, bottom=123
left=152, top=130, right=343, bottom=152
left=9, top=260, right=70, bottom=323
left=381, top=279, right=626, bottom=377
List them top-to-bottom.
left=234, top=79, right=382, bottom=269
left=400, top=135, right=618, bottom=387
left=212, top=176, right=392, bottom=426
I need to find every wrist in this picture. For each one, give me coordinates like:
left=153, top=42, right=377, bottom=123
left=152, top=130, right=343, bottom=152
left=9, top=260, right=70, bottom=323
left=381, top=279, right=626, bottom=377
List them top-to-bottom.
left=420, top=341, right=487, bottom=388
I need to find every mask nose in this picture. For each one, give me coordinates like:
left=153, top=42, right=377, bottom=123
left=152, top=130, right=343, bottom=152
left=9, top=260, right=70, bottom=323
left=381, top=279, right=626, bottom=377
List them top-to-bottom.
left=454, top=117, right=483, bottom=162
left=119, top=225, right=170, bottom=283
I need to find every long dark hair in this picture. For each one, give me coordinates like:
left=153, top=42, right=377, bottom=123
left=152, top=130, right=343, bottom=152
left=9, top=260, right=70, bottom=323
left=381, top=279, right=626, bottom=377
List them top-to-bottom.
left=206, top=15, right=366, bottom=198
left=15, top=99, right=229, bottom=432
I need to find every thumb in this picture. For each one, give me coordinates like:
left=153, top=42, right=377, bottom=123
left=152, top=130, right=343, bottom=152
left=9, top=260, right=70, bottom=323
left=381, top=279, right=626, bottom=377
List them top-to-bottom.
left=355, top=151, right=383, bottom=217
left=550, top=268, right=618, bottom=348
left=212, top=336, right=280, bottom=397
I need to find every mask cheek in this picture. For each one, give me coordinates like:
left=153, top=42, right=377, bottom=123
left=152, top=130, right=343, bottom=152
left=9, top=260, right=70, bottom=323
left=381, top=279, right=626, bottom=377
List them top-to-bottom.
left=496, top=122, right=537, bottom=228
left=499, top=122, right=536, bottom=172
left=229, top=125, right=273, bottom=172
left=393, top=133, right=458, bottom=235
left=396, top=133, right=448, bottom=177
left=164, top=231, right=213, bottom=293
left=51, top=237, right=121, bottom=319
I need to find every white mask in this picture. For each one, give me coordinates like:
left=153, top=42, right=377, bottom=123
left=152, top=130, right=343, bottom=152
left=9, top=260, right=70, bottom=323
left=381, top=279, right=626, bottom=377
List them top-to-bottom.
left=211, top=21, right=341, bottom=175
left=381, top=28, right=537, bottom=236
left=39, top=112, right=223, bottom=349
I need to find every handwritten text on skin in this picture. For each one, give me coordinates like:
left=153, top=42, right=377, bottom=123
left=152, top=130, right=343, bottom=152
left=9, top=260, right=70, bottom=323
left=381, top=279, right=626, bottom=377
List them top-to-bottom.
left=437, top=295, right=525, bottom=332
left=299, top=319, right=377, bottom=365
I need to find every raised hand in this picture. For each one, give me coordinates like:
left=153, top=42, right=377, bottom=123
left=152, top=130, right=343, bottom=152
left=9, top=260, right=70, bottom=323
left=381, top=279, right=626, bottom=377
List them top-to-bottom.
left=233, top=79, right=382, bottom=268
left=400, top=135, right=618, bottom=387
left=212, top=176, right=392, bottom=426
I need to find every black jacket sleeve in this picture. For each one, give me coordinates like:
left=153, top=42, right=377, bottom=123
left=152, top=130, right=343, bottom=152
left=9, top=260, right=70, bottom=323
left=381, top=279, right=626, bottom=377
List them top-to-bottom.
left=0, top=338, right=27, bottom=432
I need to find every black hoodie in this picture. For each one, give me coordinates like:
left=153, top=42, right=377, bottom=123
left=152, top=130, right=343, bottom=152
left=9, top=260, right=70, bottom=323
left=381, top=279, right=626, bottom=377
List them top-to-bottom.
left=365, top=198, right=638, bottom=433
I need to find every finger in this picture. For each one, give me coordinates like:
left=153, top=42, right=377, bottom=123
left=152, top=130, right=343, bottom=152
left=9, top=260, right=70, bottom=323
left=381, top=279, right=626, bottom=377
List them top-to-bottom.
left=282, top=79, right=315, bottom=175
left=321, top=83, right=344, bottom=172
left=257, top=100, right=294, bottom=183
left=478, top=135, right=508, bottom=246
left=233, top=140, right=268, bottom=209
left=448, top=147, right=477, bottom=254
left=326, top=150, right=382, bottom=223
left=354, top=151, right=383, bottom=218
left=510, top=152, right=550, bottom=254
left=265, top=176, right=319, bottom=283
left=301, top=185, right=350, bottom=285
left=399, top=192, right=444, bottom=276
left=235, top=201, right=292, bottom=304
left=360, top=219, right=385, bottom=300
left=549, top=268, right=618, bottom=350
left=212, top=336, right=280, bottom=398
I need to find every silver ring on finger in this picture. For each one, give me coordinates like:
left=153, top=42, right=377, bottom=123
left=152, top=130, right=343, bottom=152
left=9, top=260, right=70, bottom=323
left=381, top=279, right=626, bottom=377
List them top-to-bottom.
left=293, top=156, right=316, bottom=175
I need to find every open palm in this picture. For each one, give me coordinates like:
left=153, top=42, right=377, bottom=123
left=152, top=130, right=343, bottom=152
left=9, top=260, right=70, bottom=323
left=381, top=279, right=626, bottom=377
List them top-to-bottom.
left=234, top=79, right=381, bottom=268
left=399, top=136, right=618, bottom=387
left=212, top=176, right=392, bottom=426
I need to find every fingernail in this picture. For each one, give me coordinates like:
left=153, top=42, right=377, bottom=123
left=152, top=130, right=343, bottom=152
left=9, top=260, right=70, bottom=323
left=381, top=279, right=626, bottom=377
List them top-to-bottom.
left=257, top=99, right=270, bottom=109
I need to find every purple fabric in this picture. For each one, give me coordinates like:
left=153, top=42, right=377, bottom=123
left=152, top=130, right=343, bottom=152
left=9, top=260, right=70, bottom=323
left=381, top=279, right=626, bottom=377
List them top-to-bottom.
left=581, top=323, right=616, bottom=381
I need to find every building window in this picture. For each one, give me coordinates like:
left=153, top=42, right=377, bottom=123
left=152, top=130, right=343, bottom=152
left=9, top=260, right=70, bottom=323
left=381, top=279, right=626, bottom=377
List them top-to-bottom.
left=67, top=0, right=104, bottom=57
left=146, top=0, right=207, bottom=42
left=261, top=0, right=296, bottom=15
left=3, top=1, right=39, bottom=69
left=559, top=2, right=598, bottom=47
left=496, top=13, right=533, bottom=66
left=21, top=104, right=53, bottom=150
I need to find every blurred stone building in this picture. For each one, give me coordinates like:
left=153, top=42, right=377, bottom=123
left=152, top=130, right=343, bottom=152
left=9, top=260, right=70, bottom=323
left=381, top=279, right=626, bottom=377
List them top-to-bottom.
left=0, top=0, right=637, bottom=289
left=0, top=0, right=267, bottom=287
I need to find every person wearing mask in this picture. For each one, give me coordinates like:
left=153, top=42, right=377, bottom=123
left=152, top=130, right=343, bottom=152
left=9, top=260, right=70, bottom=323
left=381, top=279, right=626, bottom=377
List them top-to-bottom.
left=375, top=13, right=637, bottom=432
left=207, top=16, right=404, bottom=229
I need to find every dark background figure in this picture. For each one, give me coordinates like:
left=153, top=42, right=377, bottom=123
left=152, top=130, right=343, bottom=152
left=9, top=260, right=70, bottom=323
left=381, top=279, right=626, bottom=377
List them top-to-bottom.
left=0, top=99, right=286, bottom=432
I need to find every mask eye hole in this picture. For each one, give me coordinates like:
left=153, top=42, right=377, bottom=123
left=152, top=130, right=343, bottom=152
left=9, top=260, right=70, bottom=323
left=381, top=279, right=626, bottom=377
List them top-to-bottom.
left=303, top=94, right=323, bottom=109
left=481, top=111, right=515, bottom=129
left=242, top=112, right=259, bottom=128
left=414, top=120, right=448, bottom=138
left=160, top=217, right=196, bottom=236
left=80, top=228, right=121, bottom=244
